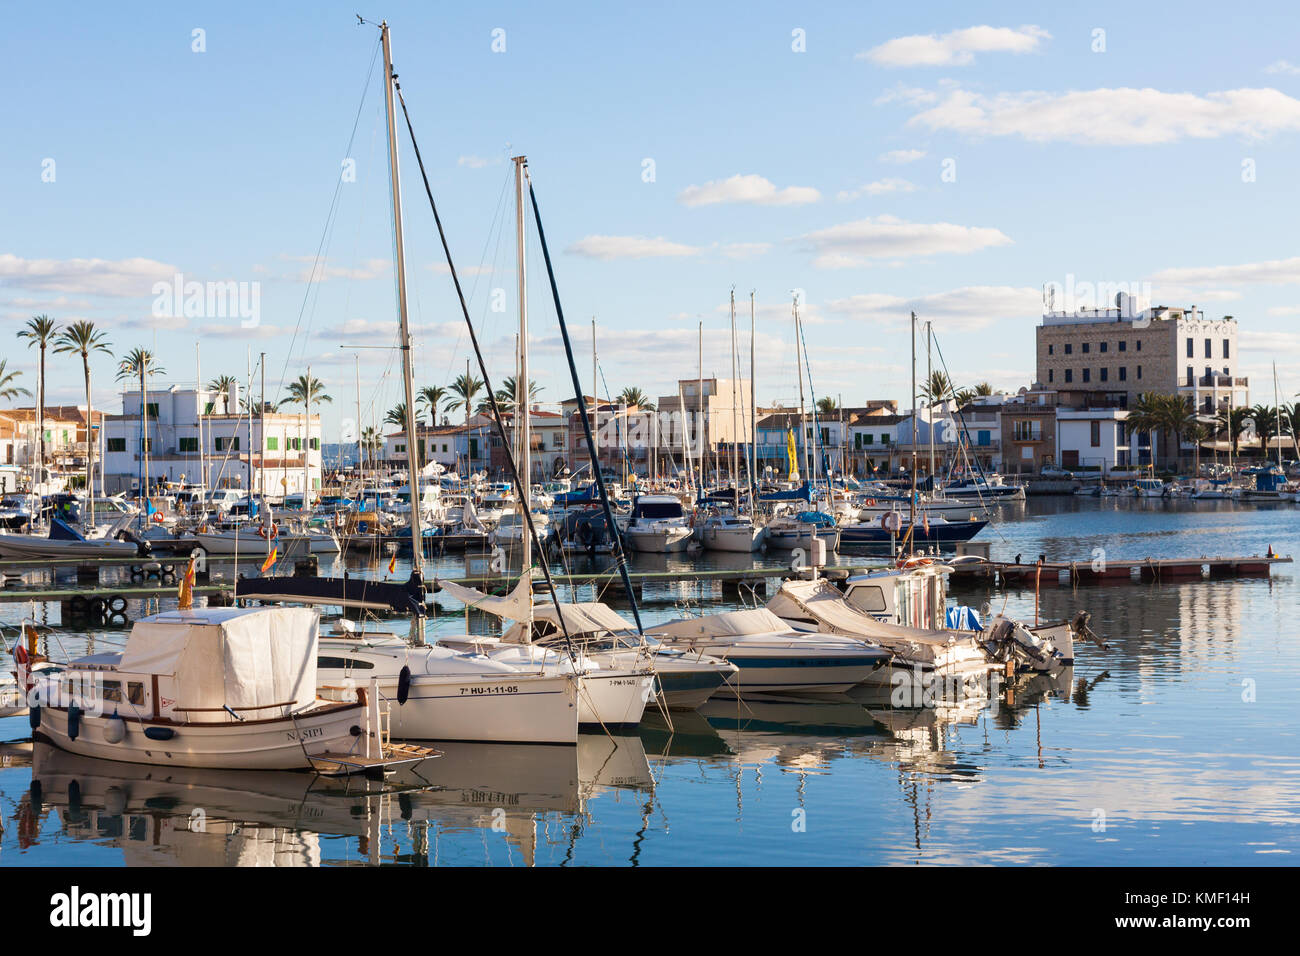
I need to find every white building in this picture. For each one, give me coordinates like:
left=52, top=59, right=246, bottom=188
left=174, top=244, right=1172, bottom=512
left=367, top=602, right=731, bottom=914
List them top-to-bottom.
left=101, top=385, right=324, bottom=496
left=1056, top=409, right=1132, bottom=474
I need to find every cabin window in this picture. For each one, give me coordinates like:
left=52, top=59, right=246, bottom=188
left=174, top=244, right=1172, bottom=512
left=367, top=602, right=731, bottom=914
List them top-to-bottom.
left=851, top=585, right=886, bottom=612
left=317, top=657, right=375, bottom=670
left=102, top=680, right=123, bottom=703
left=127, top=682, right=145, bottom=705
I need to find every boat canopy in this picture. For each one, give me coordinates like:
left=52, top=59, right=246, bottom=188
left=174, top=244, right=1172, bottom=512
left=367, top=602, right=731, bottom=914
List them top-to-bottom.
left=758, top=481, right=812, bottom=503
left=437, top=574, right=535, bottom=622
left=769, top=579, right=962, bottom=650
left=117, top=607, right=318, bottom=714
left=650, top=607, right=793, bottom=639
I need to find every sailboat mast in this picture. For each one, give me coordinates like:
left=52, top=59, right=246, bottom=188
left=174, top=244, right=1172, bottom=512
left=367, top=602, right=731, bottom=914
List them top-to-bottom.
left=381, top=20, right=426, bottom=581
left=514, top=155, right=532, bottom=581
left=733, top=287, right=743, bottom=489
left=749, top=291, right=757, bottom=509
left=795, top=294, right=809, bottom=487
left=909, top=311, right=917, bottom=532
left=698, top=320, right=704, bottom=491
left=927, top=320, right=935, bottom=487
left=195, top=343, right=204, bottom=503
left=354, top=353, right=362, bottom=478
left=303, top=364, right=312, bottom=511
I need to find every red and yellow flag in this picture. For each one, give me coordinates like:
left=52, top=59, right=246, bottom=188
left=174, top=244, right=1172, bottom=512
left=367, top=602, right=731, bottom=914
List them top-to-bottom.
left=260, top=547, right=278, bottom=573
left=387, top=552, right=397, bottom=574
left=177, top=556, right=196, bottom=609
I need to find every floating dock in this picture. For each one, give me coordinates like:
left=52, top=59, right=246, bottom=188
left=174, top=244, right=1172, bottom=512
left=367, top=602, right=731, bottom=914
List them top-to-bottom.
left=950, top=554, right=1292, bottom=586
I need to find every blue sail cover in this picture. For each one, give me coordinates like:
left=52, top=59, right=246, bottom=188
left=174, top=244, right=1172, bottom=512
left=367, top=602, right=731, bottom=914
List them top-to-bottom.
left=758, top=481, right=812, bottom=503
left=553, top=483, right=597, bottom=507
left=48, top=517, right=87, bottom=542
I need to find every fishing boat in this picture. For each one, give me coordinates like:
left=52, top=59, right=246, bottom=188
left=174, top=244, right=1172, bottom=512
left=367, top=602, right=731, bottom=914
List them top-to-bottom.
left=1132, top=477, right=1166, bottom=498
left=623, top=494, right=695, bottom=553
left=27, top=606, right=431, bottom=774
left=649, top=607, right=891, bottom=694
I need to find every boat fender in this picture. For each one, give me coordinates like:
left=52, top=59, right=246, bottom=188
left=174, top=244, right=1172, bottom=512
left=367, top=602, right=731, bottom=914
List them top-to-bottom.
left=357, top=521, right=369, bottom=535
left=397, top=665, right=412, bottom=705
left=28, top=703, right=40, bottom=731
left=67, top=703, right=81, bottom=742
left=104, top=711, right=126, bottom=744
left=349, top=725, right=362, bottom=737
left=143, top=726, right=175, bottom=742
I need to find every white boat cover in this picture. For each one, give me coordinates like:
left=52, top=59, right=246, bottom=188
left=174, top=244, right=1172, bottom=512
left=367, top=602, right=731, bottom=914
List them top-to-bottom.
left=437, top=573, right=534, bottom=622
left=768, top=579, right=963, bottom=648
left=528, top=601, right=630, bottom=634
left=117, top=607, right=318, bottom=714
left=650, top=608, right=794, bottom=639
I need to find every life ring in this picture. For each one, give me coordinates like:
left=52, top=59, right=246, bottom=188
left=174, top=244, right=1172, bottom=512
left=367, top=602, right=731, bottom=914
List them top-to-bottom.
left=865, top=498, right=876, bottom=506
left=257, top=523, right=280, bottom=540
left=897, top=556, right=934, bottom=569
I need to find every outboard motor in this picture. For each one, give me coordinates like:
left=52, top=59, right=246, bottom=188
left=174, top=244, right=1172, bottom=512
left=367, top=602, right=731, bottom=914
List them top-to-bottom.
left=118, top=527, right=153, bottom=557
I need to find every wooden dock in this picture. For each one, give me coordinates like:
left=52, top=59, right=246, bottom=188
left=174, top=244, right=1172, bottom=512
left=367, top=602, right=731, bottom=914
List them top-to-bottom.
left=950, top=554, right=1292, bottom=586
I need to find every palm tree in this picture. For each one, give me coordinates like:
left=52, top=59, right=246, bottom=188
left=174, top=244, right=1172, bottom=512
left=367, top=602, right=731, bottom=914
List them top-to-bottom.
left=18, top=315, right=59, bottom=465
left=53, top=321, right=112, bottom=506
left=115, top=347, right=165, bottom=382
left=0, top=360, right=31, bottom=402
left=918, top=371, right=952, bottom=407
left=279, top=373, right=332, bottom=410
left=446, top=373, right=485, bottom=415
left=208, top=375, right=239, bottom=414
left=494, top=376, right=542, bottom=409
left=973, top=382, right=994, bottom=397
left=417, top=385, right=449, bottom=426
left=617, top=386, right=655, bottom=411
left=952, top=388, right=975, bottom=407
left=1126, top=392, right=1168, bottom=469
left=1164, top=394, right=1197, bottom=470
left=815, top=396, right=839, bottom=416
left=384, top=402, right=409, bottom=428
left=1249, top=404, right=1280, bottom=458
left=1214, top=406, right=1251, bottom=459
left=360, top=426, right=382, bottom=469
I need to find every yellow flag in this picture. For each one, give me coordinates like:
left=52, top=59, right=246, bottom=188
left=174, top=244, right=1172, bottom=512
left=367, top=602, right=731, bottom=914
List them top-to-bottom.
left=786, top=429, right=800, bottom=482
left=260, top=547, right=277, bottom=573
left=388, top=552, right=397, bottom=574
left=177, top=556, right=196, bottom=609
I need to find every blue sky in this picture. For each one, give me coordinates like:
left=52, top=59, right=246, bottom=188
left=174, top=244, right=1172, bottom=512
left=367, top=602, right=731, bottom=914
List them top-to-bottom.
left=4, top=1, right=1300, bottom=438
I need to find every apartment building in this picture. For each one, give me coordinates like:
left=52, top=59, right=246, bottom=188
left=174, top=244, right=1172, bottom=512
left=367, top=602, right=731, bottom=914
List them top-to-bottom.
left=1036, top=295, right=1248, bottom=413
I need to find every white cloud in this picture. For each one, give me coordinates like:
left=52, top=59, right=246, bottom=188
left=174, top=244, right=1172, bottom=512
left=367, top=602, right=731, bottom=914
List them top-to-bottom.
left=862, top=25, right=1050, bottom=68
left=1264, top=60, right=1300, bottom=76
left=905, top=86, right=1300, bottom=145
left=879, top=149, right=927, bottom=164
left=678, top=174, right=821, bottom=207
left=836, top=178, right=917, bottom=201
left=800, top=215, right=1012, bottom=268
left=565, top=235, right=701, bottom=260
left=720, top=242, right=772, bottom=260
left=0, top=254, right=177, bottom=297
left=286, top=256, right=389, bottom=282
left=1149, top=257, right=1300, bottom=285
left=826, top=285, right=1040, bottom=332
left=1266, top=305, right=1300, bottom=316
left=118, top=314, right=190, bottom=331
left=1239, top=329, right=1300, bottom=352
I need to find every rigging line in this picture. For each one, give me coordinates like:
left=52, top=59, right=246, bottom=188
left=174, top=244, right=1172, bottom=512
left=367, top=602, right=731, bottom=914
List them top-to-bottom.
left=278, top=36, right=383, bottom=397
left=393, top=87, right=579, bottom=662
left=527, top=176, right=646, bottom=637
left=796, top=317, right=826, bottom=496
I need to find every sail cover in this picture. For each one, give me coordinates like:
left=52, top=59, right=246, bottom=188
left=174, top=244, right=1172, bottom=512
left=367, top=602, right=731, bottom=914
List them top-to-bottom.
left=437, top=573, right=535, bottom=622
left=118, top=607, right=318, bottom=715
left=650, top=608, right=793, bottom=639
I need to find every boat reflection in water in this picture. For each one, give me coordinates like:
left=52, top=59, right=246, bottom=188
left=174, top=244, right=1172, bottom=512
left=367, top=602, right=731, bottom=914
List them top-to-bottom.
left=18, top=734, right=652, bottom=867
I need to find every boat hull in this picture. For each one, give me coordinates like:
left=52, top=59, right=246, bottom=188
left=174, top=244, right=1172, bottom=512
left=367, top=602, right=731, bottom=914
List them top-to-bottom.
left=194, top=530, right=340, bottom=555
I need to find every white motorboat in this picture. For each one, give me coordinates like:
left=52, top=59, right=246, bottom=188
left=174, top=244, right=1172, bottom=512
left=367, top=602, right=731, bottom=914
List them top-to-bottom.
left=939, top=475, right=1026, bottom=501
left=1132, top=477, right=1166, bottom=498
left=623, top=494, right=695, bottom=553
left=697, top=510, right=766, bottom=553
left=764, top=510, right=840, bottom=552
left=0, top=514, right=143, bottom=561
left=193, top=522, right=339, bottom=556
left=766, top=578, right=995, bottom=690
left=494, top=599, right=738, bottom=710
left=27, top=606, right=429, bottom=774
left=649, top=607, right=890, bottom=694
left=316, top=620, right=579, bottom=744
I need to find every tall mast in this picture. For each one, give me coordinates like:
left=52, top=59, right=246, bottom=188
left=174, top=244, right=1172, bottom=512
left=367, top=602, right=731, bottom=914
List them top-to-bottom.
left=381, top=20, right=426, bottom=583
left=514, top=155, right=532, bottom=587
left=729, top=288, right=739, bottom=491
left=749, top=291, right=757, bottom=510
left=795, top=293, right=809, bottom=486
left=909, top=311, right=917, bottom=532
left=698, top=320, right=705, bottom=490
left=927, top=320, right=935, bottom=488
left=195, top=342, right=204, bottom=501
left=259, top=351, right=266, bottom=502
left=354, top=353, right=362, bottom=477
left=303, top=364, right=312, bottom=511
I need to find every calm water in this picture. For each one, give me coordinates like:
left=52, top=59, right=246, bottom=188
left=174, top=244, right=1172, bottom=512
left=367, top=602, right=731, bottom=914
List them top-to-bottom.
left=2, top=497, right=1297, bottom=866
